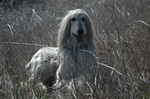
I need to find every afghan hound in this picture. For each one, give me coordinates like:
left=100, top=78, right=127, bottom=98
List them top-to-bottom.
left=26, top=9, right=96, bottom=91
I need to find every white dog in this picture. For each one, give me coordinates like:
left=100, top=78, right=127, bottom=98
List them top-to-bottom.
left=26, top=9, right=96, bottom=91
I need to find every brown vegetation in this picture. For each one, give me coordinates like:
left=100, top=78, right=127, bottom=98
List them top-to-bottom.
left=0, top=0, right=149, bottom=98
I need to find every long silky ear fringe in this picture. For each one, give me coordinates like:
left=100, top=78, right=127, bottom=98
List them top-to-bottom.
left=57, top=12, right=71, bottom=52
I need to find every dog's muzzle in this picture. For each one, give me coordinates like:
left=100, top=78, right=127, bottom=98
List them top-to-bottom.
left=74, top=29, right=84, bottom=43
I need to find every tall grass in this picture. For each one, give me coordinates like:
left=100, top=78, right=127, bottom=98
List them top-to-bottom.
left=0, top=0, right=149, bottom=98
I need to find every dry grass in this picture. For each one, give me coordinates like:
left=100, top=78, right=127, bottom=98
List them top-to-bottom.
left=0, top=0, right=149, bottom=98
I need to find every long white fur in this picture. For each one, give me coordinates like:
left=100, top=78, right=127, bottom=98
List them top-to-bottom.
left=26, top=9, right=96, bottom=90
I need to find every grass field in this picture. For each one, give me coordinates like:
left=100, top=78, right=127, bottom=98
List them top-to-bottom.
left=0, top=0, right=149, bottom=98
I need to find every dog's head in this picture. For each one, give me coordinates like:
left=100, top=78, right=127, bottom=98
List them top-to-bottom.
left=58, top=9, right=94, bottom=51
left=70, top=10, right=87, bottom=43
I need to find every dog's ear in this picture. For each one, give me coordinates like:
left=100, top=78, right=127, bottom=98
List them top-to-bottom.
left=57, top=14, right=71, bottom=50
left=86, top=16, right=94, bottom=45
left=65, top=18, right=71, bottom=37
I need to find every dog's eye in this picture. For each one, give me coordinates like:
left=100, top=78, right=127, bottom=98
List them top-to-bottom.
left=71, top=17, right=76, bottom=21
left=82, top=17, right=86, bottom=21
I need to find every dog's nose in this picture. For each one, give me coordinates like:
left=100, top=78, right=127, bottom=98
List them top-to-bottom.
left=78, top=29, right=84, bottom=35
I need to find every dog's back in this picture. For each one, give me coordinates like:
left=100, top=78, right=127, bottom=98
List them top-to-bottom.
left=26, top=47, right=59, bottom=88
